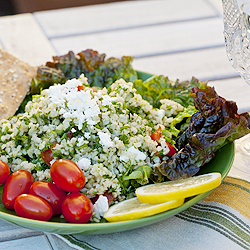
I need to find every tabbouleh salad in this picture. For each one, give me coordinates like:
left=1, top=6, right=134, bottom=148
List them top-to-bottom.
left=0, top=74, right=195, bottom=220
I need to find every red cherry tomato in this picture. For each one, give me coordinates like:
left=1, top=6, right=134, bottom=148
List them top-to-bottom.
left=151, top=128, right=161, bottom=141
left=166, top=141, right=175, bottom=156
left=41, top=143, right=59, bottom=166
left=50, top=159, right=85, bottom=192
left=0, top=160, right=10, bottom=185
left=2, top=170, right=34, bottom=209
left=29, top=181, right=67, bottom=215
left=62, top=192, right=93, bottom=223
left=14, top=194, right=53, bottom=221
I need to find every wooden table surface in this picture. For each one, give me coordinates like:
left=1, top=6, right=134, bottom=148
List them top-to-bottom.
left=0, top=0, right=249, bottom=249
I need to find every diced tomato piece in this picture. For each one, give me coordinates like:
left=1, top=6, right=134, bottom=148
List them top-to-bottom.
left=77, top=85, right=84, bottom=91
left=151, top=128, right=161, bottom=141
left=151, top=128, right=175, bottom=157
left=67, top=130, right=73, bottom=139
left=166, top=141, right=175, bottom=156
left=41, top=143, right=59, bottom=166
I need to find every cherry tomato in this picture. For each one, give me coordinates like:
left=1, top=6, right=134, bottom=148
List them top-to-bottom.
left=151, top=128, right=161, bottom=141
left=166, top=141, right=175, bottom=156
left=41, top=143, right=59, bottom=166
left=50, top=159, right=85, bottom=192
left=0, top=160, right=10, bottom=185
left=2, top=170, right=34, bottom=209
left=29, top=181, right=67, bottom=215
left=91, top=191, right=114, bottom=205
left=62, top=192, right=93, bottom=223
left=14, top=194, right=53, bottom=221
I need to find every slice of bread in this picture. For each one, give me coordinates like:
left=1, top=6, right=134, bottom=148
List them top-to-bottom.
left=0, top=48, right=37, bottom=120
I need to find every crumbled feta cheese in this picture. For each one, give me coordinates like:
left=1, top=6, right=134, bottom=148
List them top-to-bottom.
left=78, top=74, right=89, bottom=84
left=44, top=78, right=101, bottom=128
left=102, top=95, right=117, bottom=106
left=157, top=109, right=165, bottom=119
left=98, top=131, right=114, bottom=147
left=84, top=132, right=91, bottom=139
left=77, top=136, right=86, bottom=147
left=120, top=146, right=146, bottom=162
left=78, top=158, right=91, bottom=171
left=93, top=195, right=109, bottom=219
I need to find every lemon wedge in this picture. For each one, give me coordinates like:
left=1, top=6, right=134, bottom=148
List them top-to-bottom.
left=135, top=172, right=221, bottom=204
left=104, top=197, right=184, bottom=222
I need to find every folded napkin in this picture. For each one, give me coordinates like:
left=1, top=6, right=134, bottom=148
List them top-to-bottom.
left=47, top=137, right=250, bottom=250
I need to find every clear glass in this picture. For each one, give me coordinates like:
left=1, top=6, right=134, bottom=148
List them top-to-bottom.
left=222, top=0, right=250, bottom=181
left=223, top=0, right=250, bottom=83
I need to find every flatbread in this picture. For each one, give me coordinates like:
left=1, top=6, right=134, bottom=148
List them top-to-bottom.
left=0, top=48, right=37, bottom=120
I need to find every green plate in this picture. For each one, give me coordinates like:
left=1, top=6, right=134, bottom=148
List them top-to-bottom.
left=0, top=71, right=235, bottom=235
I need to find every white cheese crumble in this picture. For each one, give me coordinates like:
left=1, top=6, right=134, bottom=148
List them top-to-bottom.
left=43, top=78, right=101, bottom=129
left=102, top=95, right=117, bottom=106
left=71, top=128, right=76, bottom=133
left=98, top=131, right=114, bottom=148
left=84, top=132, right=91, bottom=139
left=120, top=146, right=146, bottom=162
left=78, top=158, right=91, bottom=171
left=93, top=195, right=109, bottom=219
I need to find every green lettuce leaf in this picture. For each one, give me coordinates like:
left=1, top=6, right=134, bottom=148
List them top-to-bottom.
left=133, top=75, right=208, bottom=108
left=168, top=105, right=197, bottom=137
left=123, top=165, right=153, bottom=186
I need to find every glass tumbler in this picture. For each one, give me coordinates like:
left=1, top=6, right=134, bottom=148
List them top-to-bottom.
left=222, top=0, right=250, bottom=181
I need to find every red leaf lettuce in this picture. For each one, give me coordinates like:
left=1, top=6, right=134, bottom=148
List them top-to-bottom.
left=155, top=86, right=250, bottom=181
